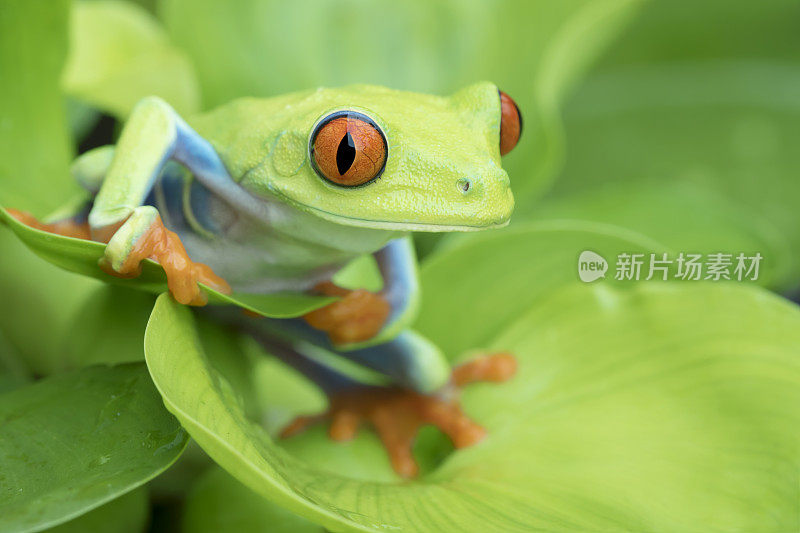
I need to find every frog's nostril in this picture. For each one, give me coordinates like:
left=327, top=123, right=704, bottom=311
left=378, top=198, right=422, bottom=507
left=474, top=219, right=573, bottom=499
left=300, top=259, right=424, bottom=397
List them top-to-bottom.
left=456, top=178, right=472, bottom=195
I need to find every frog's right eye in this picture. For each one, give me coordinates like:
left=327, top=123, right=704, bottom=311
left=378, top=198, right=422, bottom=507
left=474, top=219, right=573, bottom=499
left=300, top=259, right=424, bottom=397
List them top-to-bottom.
left=498, top=90, right=522, bottom=156
left=309, top=111, right=387, bottom=187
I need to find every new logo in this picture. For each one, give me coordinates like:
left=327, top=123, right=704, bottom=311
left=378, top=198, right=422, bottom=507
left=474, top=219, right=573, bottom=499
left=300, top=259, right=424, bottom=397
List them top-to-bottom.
left=578, top=250, right=608, bottom=283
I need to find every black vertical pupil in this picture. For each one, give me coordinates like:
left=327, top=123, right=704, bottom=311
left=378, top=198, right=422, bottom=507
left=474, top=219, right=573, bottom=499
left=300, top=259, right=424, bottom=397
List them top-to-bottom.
left=336, top=131, right=356, bottom=175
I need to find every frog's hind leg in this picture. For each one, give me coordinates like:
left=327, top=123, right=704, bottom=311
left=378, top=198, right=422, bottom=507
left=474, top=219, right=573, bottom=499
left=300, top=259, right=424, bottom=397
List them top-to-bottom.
left=243, top=317, right=518, bottom=478
left=257, top=319, right=452, bottom=394
left=245, top=326, right=368, bottom=438
left=277, top=345, right=517, bottom=478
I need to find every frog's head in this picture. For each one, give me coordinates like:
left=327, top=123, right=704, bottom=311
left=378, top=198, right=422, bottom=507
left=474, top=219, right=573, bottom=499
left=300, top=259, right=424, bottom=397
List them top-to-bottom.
left=226, top=82, right=521, bottom=232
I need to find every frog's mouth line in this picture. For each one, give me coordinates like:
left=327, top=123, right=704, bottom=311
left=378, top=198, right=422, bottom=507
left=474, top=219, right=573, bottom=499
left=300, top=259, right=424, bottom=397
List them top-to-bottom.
left=294, top=200, right=511, bottom=232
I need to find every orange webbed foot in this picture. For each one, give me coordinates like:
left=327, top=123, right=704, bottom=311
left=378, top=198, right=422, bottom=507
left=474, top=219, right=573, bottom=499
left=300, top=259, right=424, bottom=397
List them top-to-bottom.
left=8, top=207, right=231, bottom=306
left=101, top=214, right=231, bottom=306
left=303, top=281, right=391, bottom=344
left=280, top=352, right=517, bottom=478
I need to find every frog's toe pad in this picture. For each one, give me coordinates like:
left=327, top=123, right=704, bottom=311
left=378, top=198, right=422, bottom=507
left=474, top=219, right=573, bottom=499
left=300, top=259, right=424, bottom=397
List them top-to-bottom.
left=107, top=214, right=231, bottom=306
left=279, top=352, right=517, bottom=478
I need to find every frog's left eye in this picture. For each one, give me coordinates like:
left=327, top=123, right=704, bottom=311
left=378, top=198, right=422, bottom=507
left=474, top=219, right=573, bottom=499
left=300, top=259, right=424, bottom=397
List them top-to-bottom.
left=310, top=111, right=387, bottom=187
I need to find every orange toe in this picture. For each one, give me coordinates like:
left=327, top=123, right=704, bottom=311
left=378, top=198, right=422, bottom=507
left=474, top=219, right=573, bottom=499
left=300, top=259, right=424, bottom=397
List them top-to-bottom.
left=279, top=353, right=517, bottom=478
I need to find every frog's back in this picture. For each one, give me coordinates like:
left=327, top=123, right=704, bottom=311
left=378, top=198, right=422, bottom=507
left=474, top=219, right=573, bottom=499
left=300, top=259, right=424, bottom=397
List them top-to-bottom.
left=188, top=90, right=316, bottom=181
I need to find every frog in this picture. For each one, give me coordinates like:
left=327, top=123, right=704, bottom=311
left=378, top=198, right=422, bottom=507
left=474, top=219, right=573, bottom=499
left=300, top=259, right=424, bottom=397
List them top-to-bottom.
left=9, top=82, right=523, bottom=478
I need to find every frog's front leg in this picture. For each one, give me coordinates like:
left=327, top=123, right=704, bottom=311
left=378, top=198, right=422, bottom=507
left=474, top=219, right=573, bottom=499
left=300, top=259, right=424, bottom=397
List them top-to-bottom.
left=88, top=96, right=230, bottom=305
left=303, top=236, right=418, bottom=346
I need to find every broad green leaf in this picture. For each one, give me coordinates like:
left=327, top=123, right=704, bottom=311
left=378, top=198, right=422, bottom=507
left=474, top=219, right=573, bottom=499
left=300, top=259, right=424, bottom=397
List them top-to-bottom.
left=0, top=0, right=79, bottom=215
left=0, top=0, right=101, bottom=375
left=62, top=0, right=200, bottom=118
left=161, top=0, right=642, bottom=200
left=536, top=0, right=800, bottom=289
left=0, top=208, right=334, bottom=319
left=145, top=218, right=800, bottom=531
left=417, top=220, right=666, bottom=358
left=0, top=230, right=99, bottom=375
left=145, top=280, right=800, bottom=531
left=63, top=286, right=156, bottom=368
left=0, top=364, right=187, bottom=533
left=183, top=467, right=322, bottom=533
left=45, top=489, right=148, bottom=533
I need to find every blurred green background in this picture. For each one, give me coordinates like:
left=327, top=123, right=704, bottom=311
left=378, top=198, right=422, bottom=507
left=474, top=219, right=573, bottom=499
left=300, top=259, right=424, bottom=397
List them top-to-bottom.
left=1, top=0, right=800, bottom=531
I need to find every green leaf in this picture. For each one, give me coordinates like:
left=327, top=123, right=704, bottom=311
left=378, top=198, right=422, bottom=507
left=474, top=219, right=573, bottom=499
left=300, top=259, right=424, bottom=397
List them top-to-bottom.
left=0, top=0, right=79, bottom=216
left=0, top=0, right=102, bottom=376
left=62, top=0, right=200, bottom=118
left=160, top=0, right=643, bottom=199
left=536, top=0, right=800, bottom=289
left=529, top=181, right=792, bottom=289
left=0, top=208, right=334, bottom=319
left=417, top=220, right=665, bottom=358
left=145, top=221, right=800, bottom=531
left=0, top=229, right=100, bottom=376
left=332, top=254, right=383, bottom=292
left=62, top=286, right=156, bottom=368
left=0, top=330, right=30, bottom=394
left=0, top=364, right=187, bottom=533
left=183, top=467, right=322, bottom=533
left=44, top=489, right=148, bottom=533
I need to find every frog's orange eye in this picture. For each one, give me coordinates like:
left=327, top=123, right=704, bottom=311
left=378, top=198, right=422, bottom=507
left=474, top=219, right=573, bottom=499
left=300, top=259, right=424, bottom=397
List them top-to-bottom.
left=499, top=90, right=523, bottom=156
left=310, top=111, right=387, bottom=187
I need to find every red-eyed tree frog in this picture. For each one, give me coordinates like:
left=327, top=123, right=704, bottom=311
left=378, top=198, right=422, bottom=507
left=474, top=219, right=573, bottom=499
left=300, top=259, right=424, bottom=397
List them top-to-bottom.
left=10, top=83, right=523, bottom=477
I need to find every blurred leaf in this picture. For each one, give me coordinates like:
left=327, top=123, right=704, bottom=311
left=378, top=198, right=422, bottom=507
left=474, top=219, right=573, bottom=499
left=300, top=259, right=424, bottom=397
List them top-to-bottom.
left=0, top=0, right=78, bottom=215
left=0, top=0, right=101, bottom=376
left=62, top=0, right=200, bottom=118
left=160, top=0, right=642, bottom=200
left=536, top=0, right=800, bottom=290
left=589, top=0, right=800, bottom=65
left=65, top=97, right=103, bottom=142
left=530, top=181, right=793, bottom=289
left=0, top=208, right=334, bottom=318
left=146, top=218, right=800, bottom=530
left=417, top=221, right=665, bottom=358
left=0, top=230, right=99, bottom=376
left=332, top=253, right=383, bottom=292
left=63, top=286, right=156, bottom=368
left=0, top=330, right=29, bottom=393
left=244, top=343, right=326, bottom=435
left=0, top=364, right=187, bottom=533
left=146, top=440, right=214, bottom=501
left=183, top=467, right=322, bottom=533
left=45, top=489, right=148, bottom=533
